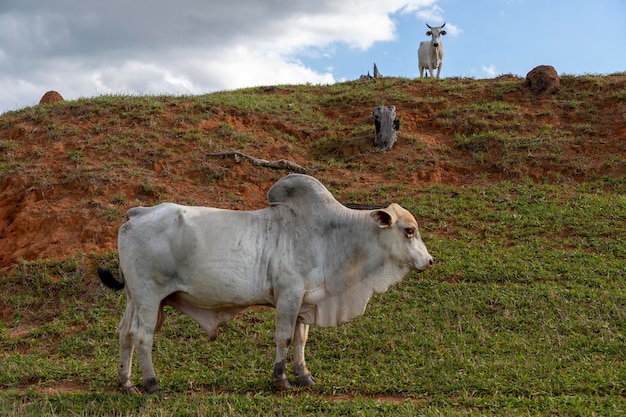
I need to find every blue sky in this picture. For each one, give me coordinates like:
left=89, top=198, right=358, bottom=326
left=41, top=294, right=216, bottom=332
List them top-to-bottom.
left=1, top=0, right=625, bottom=113
left=311, top=0, right=626, bottom=80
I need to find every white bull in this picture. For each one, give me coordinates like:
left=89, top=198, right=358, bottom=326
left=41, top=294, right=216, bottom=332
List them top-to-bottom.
left=418, top=22, right=447, bottom=79
left=98, top=174, right=433, bottom=393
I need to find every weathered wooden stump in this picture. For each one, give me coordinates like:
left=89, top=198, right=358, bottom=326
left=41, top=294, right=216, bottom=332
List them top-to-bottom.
left=359, top=63, right=383, bottom=80
left=373, top=63, right=381, bottom=79
left=373, top=105, right=399, bottom=150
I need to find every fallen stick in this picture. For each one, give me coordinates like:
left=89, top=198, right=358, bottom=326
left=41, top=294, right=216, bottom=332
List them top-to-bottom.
left=208, top=150, right=306, bottom=173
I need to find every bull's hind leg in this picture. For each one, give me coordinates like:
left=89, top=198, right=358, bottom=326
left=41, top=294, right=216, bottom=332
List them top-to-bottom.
left=117, top=301, right=140, bottom=394
left=131, top=302, right=163, bottom=394
left=292, top=320, right=315, bottom=387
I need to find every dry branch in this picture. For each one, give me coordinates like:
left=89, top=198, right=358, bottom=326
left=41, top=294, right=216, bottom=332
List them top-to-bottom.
left=208, top=150, right=306, bottom=173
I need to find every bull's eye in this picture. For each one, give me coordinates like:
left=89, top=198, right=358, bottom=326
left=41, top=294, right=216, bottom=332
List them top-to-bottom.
left=404, top=227, right=415, bottom=238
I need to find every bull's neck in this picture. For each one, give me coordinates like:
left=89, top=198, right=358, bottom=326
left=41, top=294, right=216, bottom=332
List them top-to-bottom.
left=432, top=41, right=443, bottom=56
left=331, top=209, right=404, bottom=271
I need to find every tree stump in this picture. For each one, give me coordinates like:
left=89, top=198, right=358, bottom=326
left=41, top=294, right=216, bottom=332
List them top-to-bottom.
left=359, top=63, right=382, bottom=80
left=373, top=63, right=382, bottom=78
left=373, top=105, right=399, bottom=150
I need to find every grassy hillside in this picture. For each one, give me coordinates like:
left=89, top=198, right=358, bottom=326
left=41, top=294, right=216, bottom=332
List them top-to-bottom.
left=0, top=74, right=625, bottom=415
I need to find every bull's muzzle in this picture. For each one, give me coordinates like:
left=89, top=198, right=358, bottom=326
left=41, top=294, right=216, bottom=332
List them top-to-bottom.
left=415, top=255, right=434, bottom=272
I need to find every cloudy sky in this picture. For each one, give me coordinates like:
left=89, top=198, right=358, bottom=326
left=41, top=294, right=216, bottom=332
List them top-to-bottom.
left=1, top=0, right=625, bottom=113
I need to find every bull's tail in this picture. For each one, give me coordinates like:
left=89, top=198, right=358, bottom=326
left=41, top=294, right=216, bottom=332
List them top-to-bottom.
left=97, top=267, right=125, bottom=290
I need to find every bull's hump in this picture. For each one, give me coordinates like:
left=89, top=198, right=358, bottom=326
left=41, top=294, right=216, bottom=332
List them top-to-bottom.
left=267, top=174, right=336, bottom=207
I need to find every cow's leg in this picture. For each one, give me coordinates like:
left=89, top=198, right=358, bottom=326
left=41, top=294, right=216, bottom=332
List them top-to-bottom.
left=436, top=64, right=442, bottom=79
left=419, top=67, right=424, bottom=78
left=272, top=296, right=302, bottom=391
left=117, top=301, right=140, bottom=394
left=132, top=302, right=163, bottom=394
left=292, top=320, right=315, bottom=387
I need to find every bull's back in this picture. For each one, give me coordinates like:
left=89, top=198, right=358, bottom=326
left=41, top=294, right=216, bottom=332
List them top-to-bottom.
left=117, top=203, right=276, bottom=307
left=119, top=203, right=271, bottom=261
left=119, top=203, right=215, bottom=253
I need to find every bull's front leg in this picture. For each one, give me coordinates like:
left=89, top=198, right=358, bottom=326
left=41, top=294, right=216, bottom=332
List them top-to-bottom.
left=272, top=295, right=302, bottom=391
left=293, top=320, right=315, bottom=387
left=272, top=359, right=291, bottom=391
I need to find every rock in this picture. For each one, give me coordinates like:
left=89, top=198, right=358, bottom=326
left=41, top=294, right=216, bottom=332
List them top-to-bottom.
left=525, top=65, right=560, bottom=96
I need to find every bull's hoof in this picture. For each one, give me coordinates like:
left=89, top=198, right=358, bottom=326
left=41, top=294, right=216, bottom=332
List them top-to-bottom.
left=293, top=364, right=315, bottom=387
left=295, top=373, right=316, bottom=387
left=274, top=377, right=293, bottom=391
left=143, top=378, right=163, bottom=394
left=119, top=384, right=142, bottom=396
left=146, top=386, right=163, bottom=395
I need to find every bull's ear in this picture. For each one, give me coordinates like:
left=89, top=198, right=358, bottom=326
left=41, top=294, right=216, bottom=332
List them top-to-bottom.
left=441, top=30, right=447, bottom=35
left=426, top=31, right=432, bottom=36
left=371, top=209, right=396, bottom=229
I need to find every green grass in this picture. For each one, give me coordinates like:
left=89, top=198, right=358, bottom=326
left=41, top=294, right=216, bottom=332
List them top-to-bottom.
left=1, top=74, right=626, bottom=415
left=0, top=139, right=22, bottom=174
left=1, top=179, right=625, bottom=415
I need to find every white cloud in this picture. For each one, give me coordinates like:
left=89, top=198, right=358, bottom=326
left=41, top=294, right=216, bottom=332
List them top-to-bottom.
left=0, top=0, right=440, bottom=112
left=409, top=2, right=460, bottom=36
left=415, top=4, right=445, bottom=23
left=192, top=47, right=336, bottom=91
left=91, top=61, right=198, bottom=96
left=482, top=64, right=498, bottom=78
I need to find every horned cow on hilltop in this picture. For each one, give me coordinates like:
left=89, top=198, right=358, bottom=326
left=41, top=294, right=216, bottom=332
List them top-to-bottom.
left=418, top=22, right=447, bottom=79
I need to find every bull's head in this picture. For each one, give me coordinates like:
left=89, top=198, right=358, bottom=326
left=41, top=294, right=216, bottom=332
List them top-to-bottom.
left=426, top=22, right=447, bottom=47
left=370, top=203, right=433, bottom=272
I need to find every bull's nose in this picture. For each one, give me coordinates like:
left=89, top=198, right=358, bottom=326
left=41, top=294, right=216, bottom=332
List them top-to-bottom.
left=433, top=42, right=439, bottom=47
left=417, top=257, right=433, bottom=272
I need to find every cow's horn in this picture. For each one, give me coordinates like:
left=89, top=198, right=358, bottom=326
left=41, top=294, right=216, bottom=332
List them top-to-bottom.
left=441, top=22, right=446, bottom=28
left=426, top=23, right=432, bottom=29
